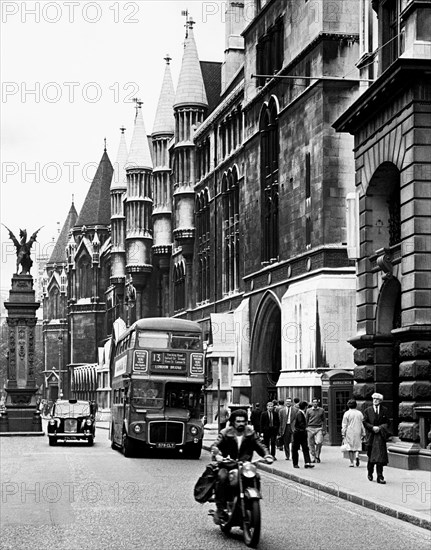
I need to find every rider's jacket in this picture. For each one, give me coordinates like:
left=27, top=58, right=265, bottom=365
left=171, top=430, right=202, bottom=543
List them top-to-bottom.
left=211, top=425, right=269, bottom=461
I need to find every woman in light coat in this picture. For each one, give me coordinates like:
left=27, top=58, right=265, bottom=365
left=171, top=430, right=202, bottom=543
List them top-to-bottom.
left=342, top=399, right=366, bottom=467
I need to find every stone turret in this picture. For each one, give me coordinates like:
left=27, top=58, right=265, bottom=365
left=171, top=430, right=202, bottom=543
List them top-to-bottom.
left=173, top=17, right=207, bottom=308
left=152, top=56, right=175, bottom=315
left=125, top=100, right=153, bottom=320
left=110, top=127, right=128, bottom=284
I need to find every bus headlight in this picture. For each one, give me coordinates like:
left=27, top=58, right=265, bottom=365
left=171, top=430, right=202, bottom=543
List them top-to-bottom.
left=133, top=424, right=142, bottom=434
left=190, top=426, right=198, bottom=436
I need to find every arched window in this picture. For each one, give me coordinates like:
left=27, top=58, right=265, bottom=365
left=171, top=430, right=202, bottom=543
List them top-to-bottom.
left=260, top=98, right=279, bottom=263
left=222, top=167, right=240, bottom=294
left=196, top=190, right=211, bottom=303
left=78, top=256, right=91, bottom=299
left=173, top=262, right=186, bottom=312
left=49, top=286, right=60, bottom=319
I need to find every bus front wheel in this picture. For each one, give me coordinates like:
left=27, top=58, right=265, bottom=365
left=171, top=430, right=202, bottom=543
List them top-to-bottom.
left=122, top=433, right=135, bottom=458
left=184, top=440, right=202, bottom=460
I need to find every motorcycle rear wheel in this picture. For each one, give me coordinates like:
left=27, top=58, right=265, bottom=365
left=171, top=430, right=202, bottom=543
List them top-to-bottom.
left=243, top=499, right=261, bottom=548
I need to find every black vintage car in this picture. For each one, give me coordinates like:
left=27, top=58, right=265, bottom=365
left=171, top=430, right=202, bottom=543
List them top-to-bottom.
left=47, top=399, right=96, bottom=446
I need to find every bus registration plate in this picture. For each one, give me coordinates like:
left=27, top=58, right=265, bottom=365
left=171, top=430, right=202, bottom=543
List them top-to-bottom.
left=156, top=442, right=176, bottom=449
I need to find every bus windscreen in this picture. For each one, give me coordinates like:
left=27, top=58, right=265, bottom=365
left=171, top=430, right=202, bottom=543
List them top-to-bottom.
left=132, top=380, right=164, bottom=408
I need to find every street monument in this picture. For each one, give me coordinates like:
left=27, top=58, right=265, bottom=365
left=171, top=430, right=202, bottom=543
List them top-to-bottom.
left=0, top=225, right=44, bottom=434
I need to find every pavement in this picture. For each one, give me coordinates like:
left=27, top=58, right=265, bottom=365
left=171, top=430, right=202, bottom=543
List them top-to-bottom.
left=95, top=420, right=430, bottom=531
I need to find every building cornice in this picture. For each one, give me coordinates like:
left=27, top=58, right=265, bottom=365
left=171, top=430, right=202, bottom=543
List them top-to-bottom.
left=334, top=58, right=431, bottom=134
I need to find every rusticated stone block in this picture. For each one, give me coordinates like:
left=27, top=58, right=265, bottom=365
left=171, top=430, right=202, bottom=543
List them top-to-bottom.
left=400, top=341, right=431, bottom=359
left=354, top=348, right=374, bottom=365
left=399, top=360, right=431, bottom=380
left=374, top=364, right=394, bottom=382
left=354, top=365, right=374, bottom=381
left=399, top=380, right=431, bottom=399
left=353, top=383, right=375, bottom=400
left=398, top=401, right=418, bottom=421
left=398, top=422, right=420, bottom=442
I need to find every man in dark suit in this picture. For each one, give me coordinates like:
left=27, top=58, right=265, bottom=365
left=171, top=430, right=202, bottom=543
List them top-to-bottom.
left=363, top=392, right=390, bottom=484
left=278, top=397, right=296, bottom=460
left=260, top=401, right=280, bottom=458
left=291, top=401, right=315, bottom=469
left=250, top=403, right=262, bottom=433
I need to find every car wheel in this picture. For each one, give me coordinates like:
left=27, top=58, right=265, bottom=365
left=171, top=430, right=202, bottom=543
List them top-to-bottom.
left=110, top=424, right=117, bottom=450
left=87, top=436, right=94, bottom=446
left=49, top=437, right=57, bottom=446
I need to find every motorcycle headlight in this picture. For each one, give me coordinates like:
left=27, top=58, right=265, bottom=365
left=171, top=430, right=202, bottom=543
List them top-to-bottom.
left=133, top=424, right=142, bottom=433
left=190, top=426, right=198, bottom=436
left=242, top=462, right=257, bottom=478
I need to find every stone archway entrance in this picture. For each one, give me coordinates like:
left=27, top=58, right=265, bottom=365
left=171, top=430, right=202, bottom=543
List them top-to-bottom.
left=375, top=277, right=402, bottom=429
left=250, top=295, right=281, bottom=406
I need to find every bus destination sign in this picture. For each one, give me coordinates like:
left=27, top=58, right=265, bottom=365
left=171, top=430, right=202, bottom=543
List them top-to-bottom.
left=151, top=351, right=187, bottom=375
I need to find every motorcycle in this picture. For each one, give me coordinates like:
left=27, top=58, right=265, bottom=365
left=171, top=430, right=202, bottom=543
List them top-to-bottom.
left=209, top=456, right=270, bottom=548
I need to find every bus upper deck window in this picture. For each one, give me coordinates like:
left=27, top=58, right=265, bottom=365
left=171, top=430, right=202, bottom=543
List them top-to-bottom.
left=137, top=331, right=169, bottom=349
left=171, top=333, right=201, bottom=350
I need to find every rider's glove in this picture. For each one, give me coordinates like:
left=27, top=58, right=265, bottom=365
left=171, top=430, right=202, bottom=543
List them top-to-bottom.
left=215, top=453, right=224, bottom=463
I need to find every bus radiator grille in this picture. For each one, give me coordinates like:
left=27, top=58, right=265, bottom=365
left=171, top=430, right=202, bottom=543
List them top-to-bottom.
left=149, top=421, right=184, bottom=444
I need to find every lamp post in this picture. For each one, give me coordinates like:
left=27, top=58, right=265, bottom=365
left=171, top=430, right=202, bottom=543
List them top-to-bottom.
left=58, top=334, right=63, bottom=399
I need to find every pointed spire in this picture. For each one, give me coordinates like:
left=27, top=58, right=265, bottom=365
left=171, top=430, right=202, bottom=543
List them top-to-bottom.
left=174, top=19, right=207, bottom=109
left=152, top=56, right=176, bottom=136
left=126, top=99, right=153, bottom=170
left=111, top=127, right=128, bottom=189
left=75, top=149, right=113, bottom=227
left=47, top=201, right=78, bottom=266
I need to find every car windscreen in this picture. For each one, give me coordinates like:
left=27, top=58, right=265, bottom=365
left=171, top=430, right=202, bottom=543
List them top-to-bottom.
left=53, top=402, right=90, bottom=418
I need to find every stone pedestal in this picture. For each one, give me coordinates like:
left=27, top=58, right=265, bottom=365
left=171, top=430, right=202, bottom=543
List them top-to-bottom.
left=0, top=274, right=43, bottom=435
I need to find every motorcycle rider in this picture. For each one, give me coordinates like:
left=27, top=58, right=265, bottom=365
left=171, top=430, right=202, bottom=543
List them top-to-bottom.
left=211, top=408, right=274, bottom=524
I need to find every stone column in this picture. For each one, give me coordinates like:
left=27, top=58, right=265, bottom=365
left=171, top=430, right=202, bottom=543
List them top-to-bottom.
left=1, top=275, right=43, bottom=434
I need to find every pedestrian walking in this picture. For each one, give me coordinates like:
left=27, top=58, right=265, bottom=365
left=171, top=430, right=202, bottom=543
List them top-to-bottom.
left=363, top=392, right=391, bottom=484
left=278, top=397, right=295, bottom=460
left=305, top=397, right=326, bottom=463
left=341, top=399, right=366, bottom=467
left=260, top=401, right=280, bottom=458
left=291, top=401, right=314, bottom=469
left=250, top=403, right=262, bottom=433
left=215, top=405, right=230, bottom=431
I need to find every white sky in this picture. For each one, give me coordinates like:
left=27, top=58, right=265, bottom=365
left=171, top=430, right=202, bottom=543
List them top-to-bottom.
left=0, top=0, right=225, bottom=292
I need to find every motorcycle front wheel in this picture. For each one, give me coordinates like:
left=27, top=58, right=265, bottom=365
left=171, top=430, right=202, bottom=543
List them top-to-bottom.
left=243, top=499, right=261, bottom=548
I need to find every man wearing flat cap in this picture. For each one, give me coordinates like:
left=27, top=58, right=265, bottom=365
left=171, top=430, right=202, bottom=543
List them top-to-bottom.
left=363, top=393, right=391, bottom=484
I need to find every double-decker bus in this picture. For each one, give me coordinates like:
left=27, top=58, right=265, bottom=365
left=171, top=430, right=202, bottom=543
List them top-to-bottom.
left=110, top=317, right=205, bottom=458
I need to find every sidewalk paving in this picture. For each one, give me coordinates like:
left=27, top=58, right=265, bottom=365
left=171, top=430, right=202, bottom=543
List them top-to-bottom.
left=95, top=421, right=430, bottom=531
left=203, top=433, right=431, bottom=532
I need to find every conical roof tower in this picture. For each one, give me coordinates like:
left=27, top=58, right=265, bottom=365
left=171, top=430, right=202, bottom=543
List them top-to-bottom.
left=172, top=17, right=208, bottom=311
left=174, top=20, right=207, bottom=109
left=152, top=55, right=175, bottom=136
left=151, top=56, right=175, bottom=316
left=125, top=101, right=154, bottom=321
left=126, top=102, right=153, bottom=171
left=111, top=127, right=128, bottom=284
left=75, top=147, right=113, bottom=228
left=47, top=201, right=78, bottom=267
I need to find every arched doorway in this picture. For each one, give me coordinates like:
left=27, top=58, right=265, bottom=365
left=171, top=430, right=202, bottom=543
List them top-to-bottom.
left=375, top=277, right=402, bottom=431
left=250, top=294, right=282, bottom=406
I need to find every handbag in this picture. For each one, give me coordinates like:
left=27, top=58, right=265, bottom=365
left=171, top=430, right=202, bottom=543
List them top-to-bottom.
left=340, top=440, right=348, bottom=452
left=193, top=463, right=218, bottom=504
